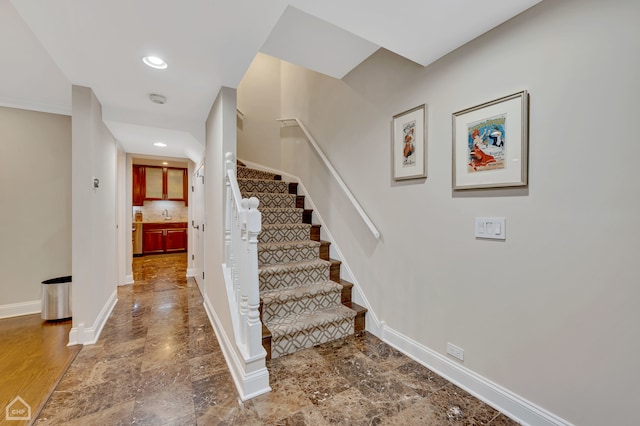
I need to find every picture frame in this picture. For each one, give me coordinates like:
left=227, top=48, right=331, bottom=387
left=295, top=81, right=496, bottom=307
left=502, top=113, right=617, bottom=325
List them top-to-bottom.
left=452, top=91, right=529, bottom=190
left=392, top=104, right=427, bottom=181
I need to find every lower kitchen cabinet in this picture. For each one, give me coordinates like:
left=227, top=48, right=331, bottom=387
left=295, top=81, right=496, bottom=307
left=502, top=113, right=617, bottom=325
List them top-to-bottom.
left=142, top=222, right=187, bottom=254
left=165, top=228, right=188, bottom=252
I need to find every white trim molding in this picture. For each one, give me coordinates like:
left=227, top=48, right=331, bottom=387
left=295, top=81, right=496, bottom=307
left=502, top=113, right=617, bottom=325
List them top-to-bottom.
left=276, top=117, right=380, bottom=239
left=203, top=289, right=271, bottom=401
left=68, top=290, right=118, bottom=346
left=0, top=300, right=40, bottom=319
left=381, top=325, right=573, bottom=426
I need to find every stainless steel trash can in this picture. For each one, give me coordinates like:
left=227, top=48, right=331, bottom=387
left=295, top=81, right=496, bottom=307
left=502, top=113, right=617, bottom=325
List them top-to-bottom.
left=41, top=276, right=72, bottom=320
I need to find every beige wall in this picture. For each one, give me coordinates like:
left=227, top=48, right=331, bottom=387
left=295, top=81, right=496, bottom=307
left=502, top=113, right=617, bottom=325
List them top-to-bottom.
left=239, top=1, right=640, bottom=424
left=237, top=54, right=282, bottom=168
left=70, top=85, right=118, bottom=344
left=204, top=86, right=237, bottom=350
left=0, top=106, right=71, bottom=311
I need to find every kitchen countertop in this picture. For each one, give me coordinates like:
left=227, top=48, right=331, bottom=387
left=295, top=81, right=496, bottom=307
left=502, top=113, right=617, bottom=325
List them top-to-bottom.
left=134, top=221, right=188, bottom=224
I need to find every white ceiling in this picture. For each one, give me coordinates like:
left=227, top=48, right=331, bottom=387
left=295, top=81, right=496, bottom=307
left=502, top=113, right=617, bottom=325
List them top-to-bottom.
left=2, top=0, right=542, bottom=164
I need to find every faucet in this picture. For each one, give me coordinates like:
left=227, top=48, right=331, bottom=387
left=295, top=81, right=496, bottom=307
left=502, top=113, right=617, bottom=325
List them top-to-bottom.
left=162, top=209, right=170, bottom=220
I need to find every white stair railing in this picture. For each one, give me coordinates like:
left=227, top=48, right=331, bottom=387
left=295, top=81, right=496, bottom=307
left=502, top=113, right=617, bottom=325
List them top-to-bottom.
left=276, top=117, right=381, bottom=239
left=224, top=152, right=264, bottom=361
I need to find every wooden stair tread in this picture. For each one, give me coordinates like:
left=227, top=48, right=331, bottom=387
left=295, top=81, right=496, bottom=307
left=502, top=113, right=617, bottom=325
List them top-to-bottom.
left=342, top=301, right=367, bottom=314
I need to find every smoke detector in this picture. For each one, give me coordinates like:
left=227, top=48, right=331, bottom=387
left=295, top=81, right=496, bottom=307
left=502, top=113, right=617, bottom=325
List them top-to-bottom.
left=149, top=94, right=167, bottom=104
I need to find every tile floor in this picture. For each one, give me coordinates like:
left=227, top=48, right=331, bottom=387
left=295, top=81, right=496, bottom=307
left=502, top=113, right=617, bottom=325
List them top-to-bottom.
left=35, top=253, right=518, bottom=425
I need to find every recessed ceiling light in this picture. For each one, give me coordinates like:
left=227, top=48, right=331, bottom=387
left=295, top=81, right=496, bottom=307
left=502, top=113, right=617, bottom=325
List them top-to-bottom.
left=142, top=56, right=167, bottom=69
left=153, top=142, right=167, bottom=147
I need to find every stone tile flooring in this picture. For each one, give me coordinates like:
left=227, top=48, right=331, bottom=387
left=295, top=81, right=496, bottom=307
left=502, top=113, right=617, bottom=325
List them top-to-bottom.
left=35, top=253, right=518, bottom=425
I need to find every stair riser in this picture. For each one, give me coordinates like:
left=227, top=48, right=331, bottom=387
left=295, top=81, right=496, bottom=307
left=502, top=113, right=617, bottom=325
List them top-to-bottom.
left=238, top=179, right=289, bottom=194
left=242, top=192, right=296, bottom=209
left=261, top=209, right=302, bottom=225
left=259, top=225, right=311, bottom=243
left=310, top=225, right=321, bottom=242
left=258, top=245, right=319, bottom=266
left=259, top=265, right=330, bottom=292
left=262, top=291, right=341, bottom=323
left=271, top=319, right=354, bottom=358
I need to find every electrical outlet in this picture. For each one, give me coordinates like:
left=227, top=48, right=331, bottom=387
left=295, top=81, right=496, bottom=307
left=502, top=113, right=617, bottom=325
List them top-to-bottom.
left=447, top=342, right=464, bottom=361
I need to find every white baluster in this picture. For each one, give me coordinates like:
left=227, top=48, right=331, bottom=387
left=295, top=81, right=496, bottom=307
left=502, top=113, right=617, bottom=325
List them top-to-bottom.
left=224, top=152, right=234, bottom=266
left=239, top=198, right=250, bottom=346
left=232, top=205, right=240, bottom=303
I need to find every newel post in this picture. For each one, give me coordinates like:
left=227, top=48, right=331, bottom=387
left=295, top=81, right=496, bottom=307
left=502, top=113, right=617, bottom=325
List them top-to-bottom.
left=245, top=197, right=263, bottom=358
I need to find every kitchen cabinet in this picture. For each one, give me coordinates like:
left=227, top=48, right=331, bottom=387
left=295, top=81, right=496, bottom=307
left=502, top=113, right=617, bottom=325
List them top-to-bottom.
left=132, top=165, right=145, bottom=206
left=132, top=166, right=188, bottom=205
left=145, top=167, right=164, bottom=200
left=166, top=168, right=185, bottom=200
left=142, top=222, right=188, bottom=254
left=165, top=228, right=188, bottom=252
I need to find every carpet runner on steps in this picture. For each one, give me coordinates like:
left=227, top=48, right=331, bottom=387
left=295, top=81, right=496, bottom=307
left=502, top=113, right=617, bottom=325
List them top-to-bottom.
left=237, top=165, right=358, bottom=359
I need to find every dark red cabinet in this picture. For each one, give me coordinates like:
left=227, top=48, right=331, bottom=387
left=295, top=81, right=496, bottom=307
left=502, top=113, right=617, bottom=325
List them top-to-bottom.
left=132, top=165, right=145, bottom=206
left=132, top=166, right=188, bottom=206
left=142, top=223, right=188, bottom=254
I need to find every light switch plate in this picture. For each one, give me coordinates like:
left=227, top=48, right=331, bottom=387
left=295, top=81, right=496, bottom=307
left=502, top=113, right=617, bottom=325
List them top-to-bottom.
left=475, top=217, right=506, bottom=240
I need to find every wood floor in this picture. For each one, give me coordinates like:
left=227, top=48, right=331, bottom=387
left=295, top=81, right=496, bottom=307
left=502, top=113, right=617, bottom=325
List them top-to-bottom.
left=0, top=314, right=80, bottom=426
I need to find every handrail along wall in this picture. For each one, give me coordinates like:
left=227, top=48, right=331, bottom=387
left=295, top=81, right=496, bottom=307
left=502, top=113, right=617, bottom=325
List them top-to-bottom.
left=276, top=117, right=381, bottom=239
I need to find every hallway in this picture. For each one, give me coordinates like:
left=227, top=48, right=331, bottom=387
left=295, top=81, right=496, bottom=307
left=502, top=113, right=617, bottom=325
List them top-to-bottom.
left=35, top=253, right=517, bottom=425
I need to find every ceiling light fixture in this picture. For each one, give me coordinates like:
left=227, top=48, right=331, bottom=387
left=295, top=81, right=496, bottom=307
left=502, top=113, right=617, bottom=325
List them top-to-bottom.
left=142, top=56, right=167, bottom=70
left=149, top=93, right=167, bottom=104
left=153, top=142, right=167, bottom=147
left=162, top=162, right=168, bottom=165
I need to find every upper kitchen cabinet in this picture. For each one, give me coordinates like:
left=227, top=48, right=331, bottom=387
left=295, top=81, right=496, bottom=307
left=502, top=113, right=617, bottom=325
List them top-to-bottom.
left=132, top=165, right=145, bottom=206
left=133, top=165, right=188, bottom=206
left=144, top=166, right=164, bottom=200
left=166, top=168, right=185, bottom=200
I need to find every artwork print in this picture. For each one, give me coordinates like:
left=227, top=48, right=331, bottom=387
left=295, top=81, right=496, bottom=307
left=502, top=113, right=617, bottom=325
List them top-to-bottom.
left=453, top=90, right=528, bottom=190
left=392, top=104, right=426, bottom=180
left=467, top=114, right=506, bottom=172
left=402, top=120, right=416, bottom=168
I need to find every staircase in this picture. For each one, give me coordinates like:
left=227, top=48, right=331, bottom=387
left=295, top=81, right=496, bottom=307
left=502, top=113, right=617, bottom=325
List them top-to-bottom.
left=236, top=164, right=366, bottom=359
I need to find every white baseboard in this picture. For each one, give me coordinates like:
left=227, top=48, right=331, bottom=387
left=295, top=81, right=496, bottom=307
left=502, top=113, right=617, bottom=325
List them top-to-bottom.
left=186, top=268, right=195, bottom=277
left=122, top=274, right=134, bottom=285
left=203, top=286, right=271, bottom=401
left=68, top=289, right=117, bottom=346
left=0, top=300, right=40, bottom=319
left=381, top=325, right=571, bottom=426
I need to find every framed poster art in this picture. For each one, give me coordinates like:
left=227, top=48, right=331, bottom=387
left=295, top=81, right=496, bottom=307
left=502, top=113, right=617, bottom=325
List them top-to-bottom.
left=452, top=91, right=529, bottom=190
left=392, top=104, right=427, bottom=181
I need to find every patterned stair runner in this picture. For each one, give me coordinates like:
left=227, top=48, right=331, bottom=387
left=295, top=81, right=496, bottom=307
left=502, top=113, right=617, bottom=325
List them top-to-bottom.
left=237, top=165, right=355, bottom=358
